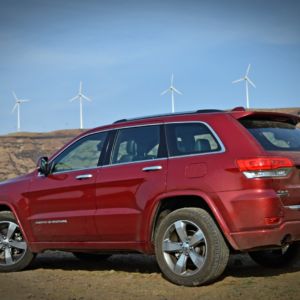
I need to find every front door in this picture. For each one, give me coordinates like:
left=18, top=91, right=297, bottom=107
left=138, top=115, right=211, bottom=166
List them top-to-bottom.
left=27, top=131, right=108, bottom=242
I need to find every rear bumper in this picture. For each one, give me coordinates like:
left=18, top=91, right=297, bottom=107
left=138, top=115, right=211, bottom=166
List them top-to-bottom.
left=215, top=189, right=300, bottom=250
left=230, top=220, right=300, bottom=251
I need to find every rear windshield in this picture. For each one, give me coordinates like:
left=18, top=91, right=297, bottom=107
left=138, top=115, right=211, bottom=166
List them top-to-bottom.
left=240, top=119, right=300, bottom=151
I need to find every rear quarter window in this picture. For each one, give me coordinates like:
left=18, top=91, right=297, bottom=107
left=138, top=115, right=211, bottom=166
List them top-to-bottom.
left=240, top=119, right=300, bottom=151
left=165, top=123, right=222, bottom=157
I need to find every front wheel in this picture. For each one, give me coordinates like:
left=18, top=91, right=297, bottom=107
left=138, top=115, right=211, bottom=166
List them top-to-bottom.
left=155, top=208, right=229, bottom=286
left=0, top=212, right=35, bottom=272
left=249, top=244, right=300, bottom=268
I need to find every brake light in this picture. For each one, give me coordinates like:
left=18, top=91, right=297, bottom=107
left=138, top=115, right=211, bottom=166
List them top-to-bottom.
left=237, top=157, right=294, bottom=179
left=237, top=157, right=294, bottom=171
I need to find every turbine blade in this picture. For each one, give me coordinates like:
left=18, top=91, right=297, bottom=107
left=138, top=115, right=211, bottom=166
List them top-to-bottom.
left=246, top=64, right=251, bottom=76
left=171, top=73, right=174, bottom=85
left=247, top=77, right=256, bottom=88
left=232, top=78, right=244, bottom=84
left=79, top=81, right=82, bottom=93
left=172, top=87, right=182, bottom=95
left=161, top=88, right=170, bottom=96
left=12, top=91, right=17, bottom=100
left=82, top=94, right=92, bottom=102
left=69, top=95, right=79, bottom=102
left=19, top=99, right=30, bottom=103
left=12, top=103, right=18, bottom=113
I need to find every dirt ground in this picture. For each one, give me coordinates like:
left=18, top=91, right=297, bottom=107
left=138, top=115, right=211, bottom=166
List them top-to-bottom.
left=1, top=251, right=300, bottom=300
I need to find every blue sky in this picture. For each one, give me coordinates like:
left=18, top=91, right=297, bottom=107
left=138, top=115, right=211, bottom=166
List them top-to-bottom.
left=0, top=0, right=300, bottom=134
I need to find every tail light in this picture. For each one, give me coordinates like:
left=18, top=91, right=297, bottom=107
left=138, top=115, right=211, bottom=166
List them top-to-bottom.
left=236, top=157, right=294, bottom=179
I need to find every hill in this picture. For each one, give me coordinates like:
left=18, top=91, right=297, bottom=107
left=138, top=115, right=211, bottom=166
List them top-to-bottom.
left=0, top=129, right=83, bottom=181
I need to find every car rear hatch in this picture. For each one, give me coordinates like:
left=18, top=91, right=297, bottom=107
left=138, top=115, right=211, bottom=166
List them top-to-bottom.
left=233, top=110, right=300, bottom=213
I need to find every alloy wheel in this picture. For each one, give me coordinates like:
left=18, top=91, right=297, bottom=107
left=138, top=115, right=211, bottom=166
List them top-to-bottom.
left=162, top=220, right=207, bottom=276
left=0, top=221, right=27, bottom=266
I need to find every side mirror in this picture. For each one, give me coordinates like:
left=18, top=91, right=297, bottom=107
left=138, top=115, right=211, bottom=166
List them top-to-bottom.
left=37, top=156, right=50, bottom=176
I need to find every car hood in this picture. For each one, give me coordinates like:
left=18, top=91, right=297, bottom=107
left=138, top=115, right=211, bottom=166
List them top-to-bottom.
left=0, top=173, right=33, bottom=191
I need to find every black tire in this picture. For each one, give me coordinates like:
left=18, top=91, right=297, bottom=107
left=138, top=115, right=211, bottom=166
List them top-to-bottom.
left=155, top=208, right=229, bottom=286
left=0, top=211, right=35, bottom=272
left=249, top=244, right=300, bottom=268
left=73, top=252, right=111, bottom=261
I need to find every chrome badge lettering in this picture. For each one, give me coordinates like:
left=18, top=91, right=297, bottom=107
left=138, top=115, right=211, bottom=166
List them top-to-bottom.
left=35, top=220, right=68, bottom=225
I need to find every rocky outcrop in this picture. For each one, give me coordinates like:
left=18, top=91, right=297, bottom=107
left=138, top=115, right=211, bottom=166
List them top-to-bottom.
left=0, top=130, right=83, bottom=181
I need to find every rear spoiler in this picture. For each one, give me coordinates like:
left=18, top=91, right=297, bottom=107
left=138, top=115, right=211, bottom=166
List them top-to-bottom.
left=229, top=110, right=300, bottom=126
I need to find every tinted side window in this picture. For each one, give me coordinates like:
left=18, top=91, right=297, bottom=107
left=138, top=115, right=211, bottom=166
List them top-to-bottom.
left=240, top=119, right=300, bottom=151
left=166, top=123, right=221, bottom=157
left=111, top=125, right=161, bottom=164
left=51, top=132, right=108, bottom=173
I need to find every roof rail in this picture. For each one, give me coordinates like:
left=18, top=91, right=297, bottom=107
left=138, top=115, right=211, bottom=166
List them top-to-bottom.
left=231, top=106, right=246, bottom=112
left=113, top=109, right=225, bottom=124
left=196, top=109, right=224, bottom=113
left=113, top=119, right=127, bottom=124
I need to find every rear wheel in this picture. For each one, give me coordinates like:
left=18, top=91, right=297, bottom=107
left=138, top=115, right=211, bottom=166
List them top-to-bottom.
left=155, top=208, right=229, bottom=286
left=0, top=212, right=34, bottom=272
left=249, top=244, right=300, bottom=268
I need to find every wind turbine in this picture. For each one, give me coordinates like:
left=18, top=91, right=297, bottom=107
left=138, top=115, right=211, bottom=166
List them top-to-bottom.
left=232, top=64, right=256, bottom=109
left=161, top=74, right=182, bottom=113
left=69, top=81, right=91, bottom=129
left=12, top=91, right=30, bottom=132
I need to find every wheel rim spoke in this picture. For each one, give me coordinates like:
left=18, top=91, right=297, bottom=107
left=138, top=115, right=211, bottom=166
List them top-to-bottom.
left=162, top=219, right=207, bottom=277
left=0, top=221, right=27, bottom=266
left=174, top=221, right=188, bottom=242
left=6, top=222, right=17, bottom=240
left=189, top=229, right=205, bottom=247
left=9, top=240, right=27, bottom=250
left=163, top=240, right=182, bottom=253
left=4, top=247, right=13, bottom=265
left=189, top=249, right=204, bottom=269
left=174, top=253, right=188, bottom=274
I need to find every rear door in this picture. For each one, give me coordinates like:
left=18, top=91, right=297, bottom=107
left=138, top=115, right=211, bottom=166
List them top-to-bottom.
left=94, top=124, right=167, bottom=242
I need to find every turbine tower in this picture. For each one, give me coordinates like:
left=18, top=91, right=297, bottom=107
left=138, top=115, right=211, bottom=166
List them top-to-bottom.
left=232, top=64, right=256, bottom=109
left=161, top=74, right=182, bottom=113
left=69, top=81, right=91, bottom=129
left=12, top=91, right=30, bottom=132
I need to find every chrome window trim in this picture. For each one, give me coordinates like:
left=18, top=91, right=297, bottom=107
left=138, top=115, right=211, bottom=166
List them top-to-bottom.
left=42, top=120, right=225, bottom=175
left=103, top=121, right=225, bottom=168
left=164, top=121, right=226, bottom=158
left=44, top=123, right=163, bottom=175
left=109, top=124, right=163, bottom=166
left=48, top=131, right=110, bottom=175
left=167, top=150, right=225, bottom=160
left=101, top=157, right=168, bottom=169
left=38, top=165, right=100, bottom=177
left=284, top=205, right=300, bottom=211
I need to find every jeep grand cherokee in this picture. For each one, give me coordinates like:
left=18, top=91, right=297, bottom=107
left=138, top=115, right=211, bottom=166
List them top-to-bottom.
left=1, top=107, right=300, bottom=286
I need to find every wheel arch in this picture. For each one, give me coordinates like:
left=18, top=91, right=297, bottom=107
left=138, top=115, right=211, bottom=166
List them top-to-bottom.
left=146, top=191, right=238, bottom=251
left=0, top=201, right=32, bottom=247
left=0, top=202, right=15, bottom=215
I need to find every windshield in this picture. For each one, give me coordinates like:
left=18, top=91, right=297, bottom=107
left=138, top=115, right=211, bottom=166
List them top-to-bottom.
left=240, top=119, right=300, bottom=151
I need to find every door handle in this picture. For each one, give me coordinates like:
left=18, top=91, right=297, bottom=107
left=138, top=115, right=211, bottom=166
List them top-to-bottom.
left=142, top=166, right=163, bottom=172
left=76, top=174, right=93, bottom=180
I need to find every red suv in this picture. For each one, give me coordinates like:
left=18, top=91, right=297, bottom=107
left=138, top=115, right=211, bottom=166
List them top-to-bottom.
left=1, top=108, right=300, bottom=286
